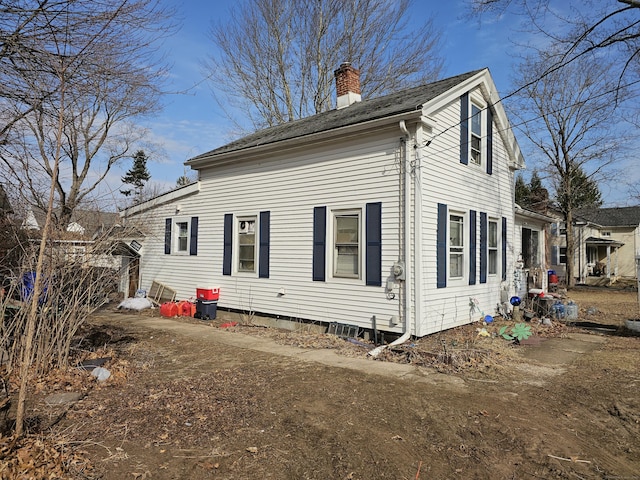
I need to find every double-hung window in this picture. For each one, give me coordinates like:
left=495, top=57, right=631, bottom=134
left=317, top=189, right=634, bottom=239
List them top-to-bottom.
left=470, top=103, right=482, bottom=165
left=333, top=210, right=360, bottom=279
left=449, top=213, right=464, bottom=279
left=165, top=216, right=198, bottom=256
left=237, top=217, right=256, bottom=272
left=488, top=219, right=498, bottom=275
left=176, top=221, right=189, bottom=252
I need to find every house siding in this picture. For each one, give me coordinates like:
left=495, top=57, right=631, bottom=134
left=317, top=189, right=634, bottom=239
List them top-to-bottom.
left=124, top=69, right=526, bottom=337
left=416, top=89, right=515, bottom=336
left=130, top=131, right=404, bottom=332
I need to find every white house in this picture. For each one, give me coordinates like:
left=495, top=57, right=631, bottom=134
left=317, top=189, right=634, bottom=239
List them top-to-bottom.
left=121, top=65, right=526, bottom=338
left=514, top=205, right=554, bottom=298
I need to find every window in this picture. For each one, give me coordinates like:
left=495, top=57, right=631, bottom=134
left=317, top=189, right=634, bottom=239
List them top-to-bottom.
left=470, top=103, right=482, bottom=165
left=333, top=210, right=360, bottom=278
left=449, top=214, right=464, bottom=278
left=165, top=216, right=198, bottom=256
left=237, top=217, right=256, bottom=272
left=488, top=219, right=498, bottom=275
left=176, top=221, right=188, bottom=252
left=522, top=227, right=540, bottom=268
left=601, top=231, right=611, bottom=237
left=559, top=247, right=567, bottom=264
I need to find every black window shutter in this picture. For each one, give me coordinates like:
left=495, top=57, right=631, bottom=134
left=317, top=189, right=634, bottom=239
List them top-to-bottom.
left=460, top=93, right=469, bottom=165
left=486, top=107, right=493, bottom=175
left=366, top=202, right=382, bottom=286
left=436, top=203, right=447, bottom=288
left=312, top=206, right=326, bottom=282
left=469, top=210, right=476, bottom=285
left=259, top=211, right=270, bottom=278
left=480, top=212, right=487, bottom=284
left=223, top=214, right=233, bottom=276
left=189, top=217, right=198, bottom=256
left=502, top=217, right=507, bottom=281
left=164, top=218, right=171, bottom=255
left=551, top=245, right=559, bottom=266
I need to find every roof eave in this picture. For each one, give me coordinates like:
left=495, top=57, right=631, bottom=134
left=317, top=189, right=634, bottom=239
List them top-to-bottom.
left=186, top=109, right=425, bottom=170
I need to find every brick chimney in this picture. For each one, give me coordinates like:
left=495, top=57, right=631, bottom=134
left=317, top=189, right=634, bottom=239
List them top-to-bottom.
left=334, top=62, right=361, bottom=109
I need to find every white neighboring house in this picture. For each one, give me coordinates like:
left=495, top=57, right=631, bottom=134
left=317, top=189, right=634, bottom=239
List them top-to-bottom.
left=121, top=65, right=527, bottom=337
left=514, top=205, right=554, bottom=298
left=21, top=207, right=123, bottom=269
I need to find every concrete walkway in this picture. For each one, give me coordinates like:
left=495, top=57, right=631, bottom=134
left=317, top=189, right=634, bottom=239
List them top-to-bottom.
left=107, top=314, right=609, bottom=390
left=110, top=314, right=468, bottom=390
left=519, top=332, right=607, bottom=365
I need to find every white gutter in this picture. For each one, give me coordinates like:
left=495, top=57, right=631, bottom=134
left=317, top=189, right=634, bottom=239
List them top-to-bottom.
left=369, top=120, right=413, bottom=357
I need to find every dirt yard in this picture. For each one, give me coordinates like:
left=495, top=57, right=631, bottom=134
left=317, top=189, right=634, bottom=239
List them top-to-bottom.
left=2, top=287, right=640, bottom=479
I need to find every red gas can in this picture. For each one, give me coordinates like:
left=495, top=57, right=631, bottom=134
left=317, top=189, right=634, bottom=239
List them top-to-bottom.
left=177, top=300, right=196, bottom=317
left=160, top=302, right=178, bottom=317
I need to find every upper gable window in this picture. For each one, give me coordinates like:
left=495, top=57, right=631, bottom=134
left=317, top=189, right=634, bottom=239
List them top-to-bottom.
left=470, top=103, right=482, bottom=165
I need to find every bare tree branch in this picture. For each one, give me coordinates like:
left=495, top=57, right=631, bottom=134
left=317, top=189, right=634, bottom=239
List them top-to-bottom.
left=206, top=0, right=445, bottom=131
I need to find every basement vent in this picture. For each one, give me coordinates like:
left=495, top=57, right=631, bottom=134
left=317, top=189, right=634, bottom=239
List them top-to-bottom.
left=327, top=322, right=359, bottom=339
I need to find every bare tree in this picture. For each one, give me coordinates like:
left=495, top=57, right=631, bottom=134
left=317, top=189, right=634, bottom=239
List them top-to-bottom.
left=0, top=0, right=174, bottom=227
left=0, top=0, right=174, bottom=438
left=206, top=0, right=445, bottom=130
left=468, top=0, right=640, bottom=93
left=510, top=49, right=628, bottom=287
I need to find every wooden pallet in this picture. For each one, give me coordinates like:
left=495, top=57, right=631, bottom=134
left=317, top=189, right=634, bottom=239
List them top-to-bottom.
left=148, top=280, right=176, bottom=306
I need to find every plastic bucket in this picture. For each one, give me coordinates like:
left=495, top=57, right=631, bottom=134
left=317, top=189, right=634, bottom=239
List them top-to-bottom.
left=566, top=302, right=578, bottom=320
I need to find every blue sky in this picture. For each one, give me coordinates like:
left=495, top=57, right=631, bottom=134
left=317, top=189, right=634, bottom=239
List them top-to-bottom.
left=131, top=0, right=634, bottom=207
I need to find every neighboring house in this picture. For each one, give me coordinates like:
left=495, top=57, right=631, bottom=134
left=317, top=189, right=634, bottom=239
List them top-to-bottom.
left=121, top=65, right=526, bottom=337
left=514, top=205, right=554, bottom=297
left=547, top=206, right=640, bottom=285
left=21, top=207, right=124, bottom=269
left=573, top=207, right=639, bottom=284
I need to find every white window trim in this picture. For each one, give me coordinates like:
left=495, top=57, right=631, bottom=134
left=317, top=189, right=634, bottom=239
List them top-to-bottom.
left=467, top=93, right=486, bottom=168
left=470, top=102, right=482, bottom=166
left=329, top=207, right=363, bottom=282
left=448, top=211, right=466, bottom=283
left=235, top=215, right=257, bottom=275
left=172, top=217, right=192, bottom=255
left=488, top=218, right=498, bottom=276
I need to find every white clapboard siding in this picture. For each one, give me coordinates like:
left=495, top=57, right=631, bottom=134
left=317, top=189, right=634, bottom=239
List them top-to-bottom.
left=125, top=70, right=525, bottom=337
left=415, top=89, right=516, bottom=336
left=130, top=128, right=406, bottom=332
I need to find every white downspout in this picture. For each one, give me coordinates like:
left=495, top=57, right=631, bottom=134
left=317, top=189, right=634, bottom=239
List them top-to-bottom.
left=369, top=120, right=412, bottom=357
left=413, top=143, right=423, bottom=336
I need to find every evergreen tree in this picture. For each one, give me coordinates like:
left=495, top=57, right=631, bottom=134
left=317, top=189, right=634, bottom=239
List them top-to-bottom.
left=121, top=150, right=151, bottom=200
left=556, top=166, right=602, bottom=215
left=515, top=170, right=549, bottom=213
left=527, top=170, right=549, bottom=213
left=515, top=173, right=530, bottom=206
left=176, top=175, right=193, bottom=187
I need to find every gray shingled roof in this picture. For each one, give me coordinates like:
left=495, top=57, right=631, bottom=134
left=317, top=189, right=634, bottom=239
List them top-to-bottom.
left=189, top=69, right=484, bottom=160
left=576, top=206, right=640, bottom=227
